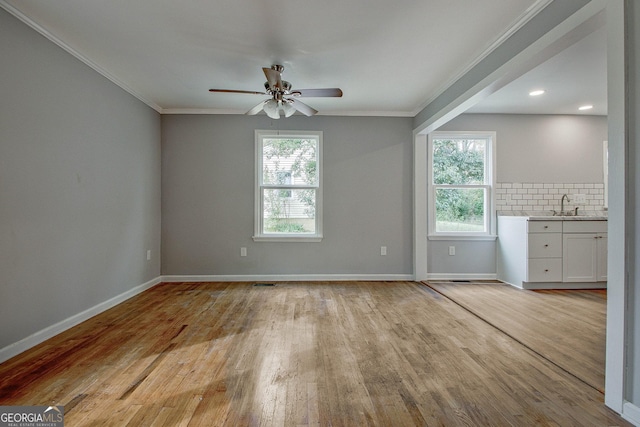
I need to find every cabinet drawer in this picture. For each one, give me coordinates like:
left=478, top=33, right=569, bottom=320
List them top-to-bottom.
left=528, top=221, right=562, bottom=233
left=563, top=221, right=607, bottom=233
left=528, top=233, right=562, bottom=258
left=528, top=258, right=562, bottom=282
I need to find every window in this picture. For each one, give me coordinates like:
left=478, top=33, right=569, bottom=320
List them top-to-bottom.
left=254, top=130, right=322, bottom=242
left=428, top=131, right=496, bottom=239
left=275, top=170, right=292, bottom=198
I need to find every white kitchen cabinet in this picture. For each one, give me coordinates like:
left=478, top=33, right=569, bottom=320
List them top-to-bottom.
left=497, top=216, right=607, bottom=289
left=497, top=217, right=563, bottom=287
left=526, top=221, right=563, bottom=283
left=562, top=221, right=607, bottom=282
left=596, top=234, right=608, bottom=281
left=528, top=258, right=563, bottom=282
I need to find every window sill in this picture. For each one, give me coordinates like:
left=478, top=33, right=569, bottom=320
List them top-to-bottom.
left=428, top=234, right=497, bottom=241
left=253, top=235, right=323, bottom=243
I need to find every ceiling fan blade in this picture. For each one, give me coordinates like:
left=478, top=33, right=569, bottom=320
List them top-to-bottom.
left=263, top=67, right=283, bottom=90
left=291, top=88, right=343, bottom=98
left=209, top=89, right=266, bottom=95
left=289, top=98, right=318, bottom=116
left=246, top=100, right=267, bottom=115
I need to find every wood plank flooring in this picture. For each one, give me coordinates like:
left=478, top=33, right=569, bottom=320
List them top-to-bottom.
left=426, top=280, right=606, bottom=393
left=0, top=281, right=628, bottom=426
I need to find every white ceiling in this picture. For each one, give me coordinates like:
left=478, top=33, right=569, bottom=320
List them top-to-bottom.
left=1, top=0, right=606, bottom=117
left=468, top=26, right=607, bottom=115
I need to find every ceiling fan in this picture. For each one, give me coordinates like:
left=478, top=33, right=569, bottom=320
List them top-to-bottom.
left=209, top=65, right=343, bottom=119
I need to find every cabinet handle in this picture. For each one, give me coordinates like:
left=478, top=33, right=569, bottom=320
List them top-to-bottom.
left=544, top=226, right=549, bottom=229
left=544, top=244, right=549, bottom=247
left=545, top=269, right=549, bottom=272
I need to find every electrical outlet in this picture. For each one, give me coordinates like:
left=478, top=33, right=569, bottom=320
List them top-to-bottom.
left=574, top=193, right=586, bottom=204
left=381, top=246, right=387, bottom=256
left=449, top=246, right=455, bottom=256
left=240, top=247, right=247, bottom=257
left=146, top=250, right=151, bottom=261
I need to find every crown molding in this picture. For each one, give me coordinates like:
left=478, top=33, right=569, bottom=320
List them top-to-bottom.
left=0, top=0, right=163, bottom=113
left=2, top=0, right=551, bottom=119
left=411, top=0, right=553, bottom=116
left=160, top=108, right=414, bottom=117
left=161, top=108, right=248, bottom=115
left=317, top=110, right=414, bottom=118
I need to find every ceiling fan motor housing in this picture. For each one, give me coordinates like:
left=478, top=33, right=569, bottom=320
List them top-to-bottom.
left=264, top=80, right=292, bottom=95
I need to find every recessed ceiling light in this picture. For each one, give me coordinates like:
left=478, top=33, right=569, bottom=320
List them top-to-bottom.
left=529, top=90, right=545, bottom=96
left=579, top=105, right=594, bottom=111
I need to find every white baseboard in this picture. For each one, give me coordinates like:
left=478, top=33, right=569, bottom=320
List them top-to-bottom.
left=425, top=273, right=497, bottom=281
left=160, top=274, right=414, bottom=283
left=0, top=276, right=162, bottom=364
left=522, top=281, right=607, bottom=290
left=623, top=401, right=640, bottom=426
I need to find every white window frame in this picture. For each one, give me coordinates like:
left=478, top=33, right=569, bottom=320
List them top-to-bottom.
left=253, top=130, right=323, bottom=242
left=428, top=131, right=496, bottom=241
left=603, top=140, right=608, bottom=209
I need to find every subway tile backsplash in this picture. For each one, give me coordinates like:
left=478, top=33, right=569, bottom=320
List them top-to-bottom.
left=495, top=182, right=605, bottom=212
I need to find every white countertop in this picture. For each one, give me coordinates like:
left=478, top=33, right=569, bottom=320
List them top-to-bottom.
left=498, top=210, right=608, bottom=221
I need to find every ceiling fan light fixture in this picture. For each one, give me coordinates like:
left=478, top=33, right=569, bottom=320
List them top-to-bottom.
left=263, top=99, right=280, bottom=119
left=282, top=101, right=296, bottom=118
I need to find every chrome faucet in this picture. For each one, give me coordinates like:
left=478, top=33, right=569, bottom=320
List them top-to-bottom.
left=560, top=194, right=570, bottom=216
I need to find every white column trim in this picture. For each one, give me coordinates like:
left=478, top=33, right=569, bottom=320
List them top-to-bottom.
left=604, top=0, right=629, bottom=413
left=414, top=133, right=428, bottom=280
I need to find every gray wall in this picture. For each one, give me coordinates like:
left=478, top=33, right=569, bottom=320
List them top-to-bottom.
left=629, top=0, right=640, bottom=407
left=0, top=9, right=161, bottom=350
left=427, top=113, right=607, bottom=275
left=440, top=113, right=607, bottom=183
left=161, top=115, right=413, bottom=276
left=428, top=241, right=496, bottom=277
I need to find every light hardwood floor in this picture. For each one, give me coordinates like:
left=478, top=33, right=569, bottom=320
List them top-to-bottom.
left=426, top=280, right=607, bottom=393
left=0, top=281, right=629, bottom=426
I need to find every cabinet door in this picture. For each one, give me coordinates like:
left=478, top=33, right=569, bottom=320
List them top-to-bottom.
left=563, top=233, right=598, bottom=282
left=596, top=234, right=607, bottom=281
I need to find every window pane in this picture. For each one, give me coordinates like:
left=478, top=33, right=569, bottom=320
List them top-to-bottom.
left=262, top=138, right=317, bottom=185
left=432, top=138, right=486, bottom=185
left=435, top=188, right=485, bottom=232
left=263, top=189, right=316, bottom=234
